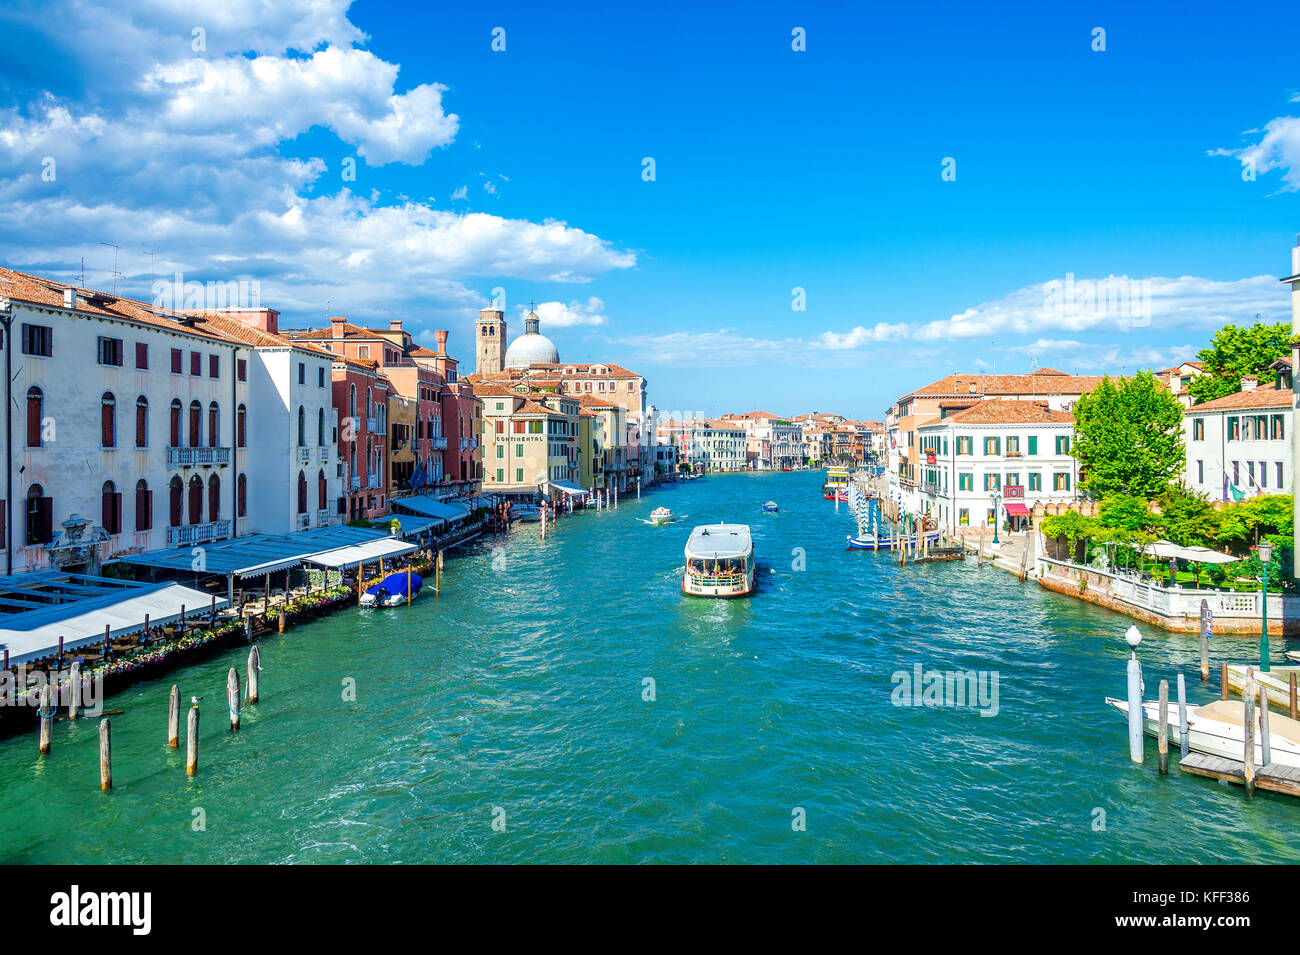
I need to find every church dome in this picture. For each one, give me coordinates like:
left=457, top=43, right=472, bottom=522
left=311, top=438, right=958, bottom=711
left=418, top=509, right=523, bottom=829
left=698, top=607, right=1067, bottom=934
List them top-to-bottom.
left=504, top=309, right=559, bottom=368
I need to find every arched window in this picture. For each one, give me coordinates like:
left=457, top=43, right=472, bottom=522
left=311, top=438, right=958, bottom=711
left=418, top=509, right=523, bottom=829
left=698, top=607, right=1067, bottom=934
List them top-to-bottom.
left=349, top=384, right=357, bottom=419
left=25, top=386, right=43, bottom=448
left=366, top=387, right=372, bottom=418
left=101, top=392, right=116, bottom=448
left=135, top=396, right=148, bottom=448
left=169, top=399, right=182, bottom=447
left=188, top=400, right=202, bottom=448
left=208, top=402, right=219, bottom=448
left=236, top=404, right=247, bottom=448
left=297, top=406, right=306, bottom=447
left=318, top=407, right=325, bottom=446
left=317, top=468, right=327, bottom=509
left=296, top=470, right=308, bottom=514
left=236, top=473, right=247, bottom=518
left=187, top=474, right=203, bottom=524
left=207, top=474, right=220, bottom=522
left=168, top=476, right=183, bottom=527
left=134, top=479, right=152, bottom=532
left=101, top=480, right=121, bottom=534
left=26, top=483, right=50, bottom=544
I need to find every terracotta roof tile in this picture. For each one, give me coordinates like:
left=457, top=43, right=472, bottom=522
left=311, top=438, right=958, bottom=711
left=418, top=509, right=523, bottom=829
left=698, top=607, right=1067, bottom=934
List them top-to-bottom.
left=1187, top=388, right=1292, bottom=412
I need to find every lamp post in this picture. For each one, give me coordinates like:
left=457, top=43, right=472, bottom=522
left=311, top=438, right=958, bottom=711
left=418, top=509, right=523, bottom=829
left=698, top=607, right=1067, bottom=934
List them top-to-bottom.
left=990, top=491, right=1002, bottom=545
left=1259, top=540, right=1273, bottom=673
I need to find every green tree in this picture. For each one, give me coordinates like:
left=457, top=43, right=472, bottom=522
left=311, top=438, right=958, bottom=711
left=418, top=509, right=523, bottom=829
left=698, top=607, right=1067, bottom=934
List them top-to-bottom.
left=1186, top=321, right=1291, bottom=405
left=1072, top=372, right=1184, bottom=499
left=1152, top=486, right=1220, bottom=547
left=1216, top=493, right=1293, bottom=551
left=1097, top=494, right=1154, bottom=533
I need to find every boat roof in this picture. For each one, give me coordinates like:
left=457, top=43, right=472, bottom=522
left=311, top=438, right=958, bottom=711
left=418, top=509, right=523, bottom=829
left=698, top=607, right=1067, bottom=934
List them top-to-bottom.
left=685, top=523, right=753, bottom=559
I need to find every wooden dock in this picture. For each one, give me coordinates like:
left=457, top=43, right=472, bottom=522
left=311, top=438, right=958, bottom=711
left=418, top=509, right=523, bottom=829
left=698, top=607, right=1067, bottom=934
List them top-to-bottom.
left=1178, top=752, right=1300, bottom=797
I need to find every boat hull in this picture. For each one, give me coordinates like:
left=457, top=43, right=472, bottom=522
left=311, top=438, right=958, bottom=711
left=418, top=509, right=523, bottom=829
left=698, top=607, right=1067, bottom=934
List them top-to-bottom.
left=846, top=532, right=941, bottom=551
left=1106, top=697, right=1300, bottom=768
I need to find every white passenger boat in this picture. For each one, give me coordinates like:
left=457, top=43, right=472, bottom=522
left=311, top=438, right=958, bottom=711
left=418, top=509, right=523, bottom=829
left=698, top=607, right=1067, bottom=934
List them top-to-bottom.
left=512, top=505, right=541, bottom=523
left=649, top=506, right=674, bottom=525
left=682, top=523, right=755, bottom=598
left=1106, top=697, right=1300, bottom=767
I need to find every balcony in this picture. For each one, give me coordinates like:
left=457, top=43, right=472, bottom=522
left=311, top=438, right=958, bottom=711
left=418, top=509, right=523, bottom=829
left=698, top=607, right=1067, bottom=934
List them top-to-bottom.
left=368, top=416, right=380, bottom=433
left=431, top=436, right=448, bottom=450
left=460, top=437, right=468, bottom=451
left=168, top=446, right=232, bottom=468
left=297, top=446, right=311, bottom=464
left=1006, top=451, right=1022, bottom=458
left=350, top=475, right=361, bottom=491
left=317, top=508, right=331, bottom=526
left=296, top=512, right=310, bottom=531
left=166, top=520, right=232, bottom=547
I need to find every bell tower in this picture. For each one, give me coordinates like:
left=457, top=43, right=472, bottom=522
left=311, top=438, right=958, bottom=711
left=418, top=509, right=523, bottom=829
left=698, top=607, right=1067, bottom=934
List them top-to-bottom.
left=476, top=307, right=506, bottom=375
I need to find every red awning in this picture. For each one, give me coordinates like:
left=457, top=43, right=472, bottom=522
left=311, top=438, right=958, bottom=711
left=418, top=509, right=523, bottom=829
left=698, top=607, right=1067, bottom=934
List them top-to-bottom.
left=1003, top=502, right=1030, bottom=516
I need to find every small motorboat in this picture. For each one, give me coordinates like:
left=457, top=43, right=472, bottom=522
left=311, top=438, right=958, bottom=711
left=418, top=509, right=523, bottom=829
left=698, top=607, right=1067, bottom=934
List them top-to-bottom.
left=762, top=501, right=779, bottom=513
left=512, top=505, right=541, bottom=523
left=649, top=506, right=674, bottom=525
left=846, top=531, right=941, bottom=551
left=360, top=571, right=423, bottom=607
left=1106, top=696, right=1300, bottom=767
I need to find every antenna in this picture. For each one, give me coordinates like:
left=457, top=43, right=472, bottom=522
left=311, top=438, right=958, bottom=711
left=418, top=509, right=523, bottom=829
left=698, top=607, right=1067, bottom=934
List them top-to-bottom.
left=98, top=242, right=120, bottom=294
left=79, top=257, right=85, bottom=288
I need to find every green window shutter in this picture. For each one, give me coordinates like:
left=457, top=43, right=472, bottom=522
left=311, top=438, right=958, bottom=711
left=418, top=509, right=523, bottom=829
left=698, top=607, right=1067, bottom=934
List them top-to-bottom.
left=1028, top=436, right=1037, bottom=455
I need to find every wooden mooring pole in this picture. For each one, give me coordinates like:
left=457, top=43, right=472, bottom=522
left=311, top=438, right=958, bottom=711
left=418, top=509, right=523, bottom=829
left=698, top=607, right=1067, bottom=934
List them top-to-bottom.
left=1199, top=599, right=1210, bottom=682
left=247, top=646, right=260, bottom=704
left=68, top=661, right=81, bottom=720
left=1220, top=662, right=1229, bottom=701
left=227, top=667, right=241, bottom=732
left=1290, top=672, right=1298, bottom=721
left=1177, top=673, right=1189, bottom=760
left=1243, top=679, right=1257, bottom=795
left=1157, top=680, right=1169, bottom=775
left=38, top=683, right=52, bottom=755
left=1260, top=684, right=1272, bottom=769
left=168, top=685, right=180, bottom=747
left=186, top=704, right=199, bottom=775
left=99, top=718, right=111, bottom=791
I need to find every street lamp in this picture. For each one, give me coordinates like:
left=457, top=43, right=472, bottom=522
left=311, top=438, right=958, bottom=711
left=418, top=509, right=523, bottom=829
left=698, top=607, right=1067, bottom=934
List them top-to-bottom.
left=990, top=490, right=1002, bottom=545
left=1259, top=540, right=1273, bottom=673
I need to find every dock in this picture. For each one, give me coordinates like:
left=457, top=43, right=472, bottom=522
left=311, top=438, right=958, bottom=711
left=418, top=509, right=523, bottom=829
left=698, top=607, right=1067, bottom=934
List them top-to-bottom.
left=1178, top=752, right=1300, bottom=797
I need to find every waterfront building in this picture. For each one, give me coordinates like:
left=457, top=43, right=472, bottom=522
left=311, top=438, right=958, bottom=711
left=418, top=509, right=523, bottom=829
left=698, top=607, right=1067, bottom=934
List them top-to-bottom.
left=0, top=268, right=351, bottom=575
left=288, top=317, right=455, bottom=501
left=412, top=330, right=481, bottom=500
left=331, top=358, right=390, bottom=521
left=888, top=368, right=1127, bottom=518
left=1184, top=376, right=1292, bottom=500
left=476, top=382, right=581, bottom=493
left=579, top=396, right=627, bottom=489
left=916, top=399, right=1079, bottom=533
left=720, top=411, right=802, bottom=469
left=684, top=419, right=747, bottom=472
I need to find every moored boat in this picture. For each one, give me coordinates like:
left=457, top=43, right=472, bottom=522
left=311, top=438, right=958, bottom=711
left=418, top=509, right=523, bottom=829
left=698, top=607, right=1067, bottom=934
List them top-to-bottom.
left=821, top=466, right=851, bottom=498
left=513, top=505, right=541, bottom=523
left=682, top=523, right=755, bottom=598
left=846, top=531, right=941, bottom=551
left=360, top=571, right=423, bottom=607
left=1106, top=696, right=1300, bottom=767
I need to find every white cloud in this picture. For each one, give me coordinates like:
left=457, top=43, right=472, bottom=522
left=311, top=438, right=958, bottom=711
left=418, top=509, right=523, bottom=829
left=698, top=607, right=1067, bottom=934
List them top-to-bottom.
left=0, top=0, right=634, bottom=336
left=1211, top=96, right=1300, bottom=192
left=913, top=274, right=1285, bottom=341
left=524, top=297, right=609, bottom=329
left=813, top=323, right=910, bottom=349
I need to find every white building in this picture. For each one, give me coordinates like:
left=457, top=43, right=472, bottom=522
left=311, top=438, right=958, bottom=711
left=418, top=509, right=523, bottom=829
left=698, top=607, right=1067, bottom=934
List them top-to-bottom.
left=0, top=268, right=342, bottom=577
left=1185, top=375, right=1292, bottom=500
left=916, top=399, right=1079, bottom=533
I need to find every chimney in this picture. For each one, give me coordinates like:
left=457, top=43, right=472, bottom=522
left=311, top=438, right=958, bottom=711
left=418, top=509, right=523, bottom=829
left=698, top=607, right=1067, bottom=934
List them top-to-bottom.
left=63, top=287, right=75, bottom=309
left=226, top=307, right=279, bottom=334
left=331, top=316, right=346, bottom=339
left=389, top=319, right=403, bottom=332
left=434, top=330, right=448, bottom=355
left=1241, top=375, right=1258, bottom=392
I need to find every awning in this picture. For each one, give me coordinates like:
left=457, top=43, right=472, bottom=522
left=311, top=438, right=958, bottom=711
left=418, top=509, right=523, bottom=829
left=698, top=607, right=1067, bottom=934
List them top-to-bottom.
left=550, top=481, right=590, bottom=497
left=391, top=495, right=471, bottom=522
left=1003, top=502, right=1030, bottom=516
left=389, top=514, right=444, bottom=538
left=114, top=526, right=394, bottom=578
left=304, top=537, right=417, bottom=569
left=1146, top=540, right=1239, bottom=564
left=0, top=582, right=227, bottom=666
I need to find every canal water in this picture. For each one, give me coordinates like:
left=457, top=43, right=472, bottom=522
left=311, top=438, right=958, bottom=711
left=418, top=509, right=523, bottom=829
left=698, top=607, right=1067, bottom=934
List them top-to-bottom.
left=3, top=471, right=1299, bottom=864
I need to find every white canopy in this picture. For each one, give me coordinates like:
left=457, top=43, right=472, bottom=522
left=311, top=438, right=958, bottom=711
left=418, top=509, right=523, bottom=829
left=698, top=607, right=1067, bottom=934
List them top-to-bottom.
left=304, top=536, right=417, bottom=570
left=1145, top=539, right=1238, bottom=564
left=0, top=582, right=226, bottom=666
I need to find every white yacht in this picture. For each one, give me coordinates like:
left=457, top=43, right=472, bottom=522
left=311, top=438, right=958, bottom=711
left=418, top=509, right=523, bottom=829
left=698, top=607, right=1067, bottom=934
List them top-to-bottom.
left=682, top=523, right=755, bottom=598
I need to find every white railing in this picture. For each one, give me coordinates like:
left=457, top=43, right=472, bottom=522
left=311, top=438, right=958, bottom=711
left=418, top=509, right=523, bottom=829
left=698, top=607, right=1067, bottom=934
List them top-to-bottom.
left=368, top=416, right=380, bottom=433
left=431, top=436, right=448, bottom=450
left=168, top=446, right=232, bottom=468
left=297, top=447, right=311, bottom=463
left=350, top=475, right=361, bottom=491
left=317, top=508, right=331, bottom=526
left=296, top=512, right=310, bottom=530
left=166, top=520, right=232, bottom=547
left=1038, top=555, right=1287, bottom=621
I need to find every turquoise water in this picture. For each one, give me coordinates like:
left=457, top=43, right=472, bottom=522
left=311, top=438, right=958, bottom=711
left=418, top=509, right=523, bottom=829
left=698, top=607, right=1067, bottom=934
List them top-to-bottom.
left=2, top=470, right=1299, bottom=864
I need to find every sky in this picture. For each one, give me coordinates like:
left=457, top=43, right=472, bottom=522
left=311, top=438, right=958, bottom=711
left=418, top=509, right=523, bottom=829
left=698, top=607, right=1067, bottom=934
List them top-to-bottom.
left=1, top=0, right=1298, bottom=420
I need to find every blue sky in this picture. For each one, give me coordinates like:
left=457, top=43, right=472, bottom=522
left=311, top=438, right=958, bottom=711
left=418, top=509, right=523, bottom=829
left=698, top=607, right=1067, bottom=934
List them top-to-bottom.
left=1, top=0, right=1298, bottom=419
